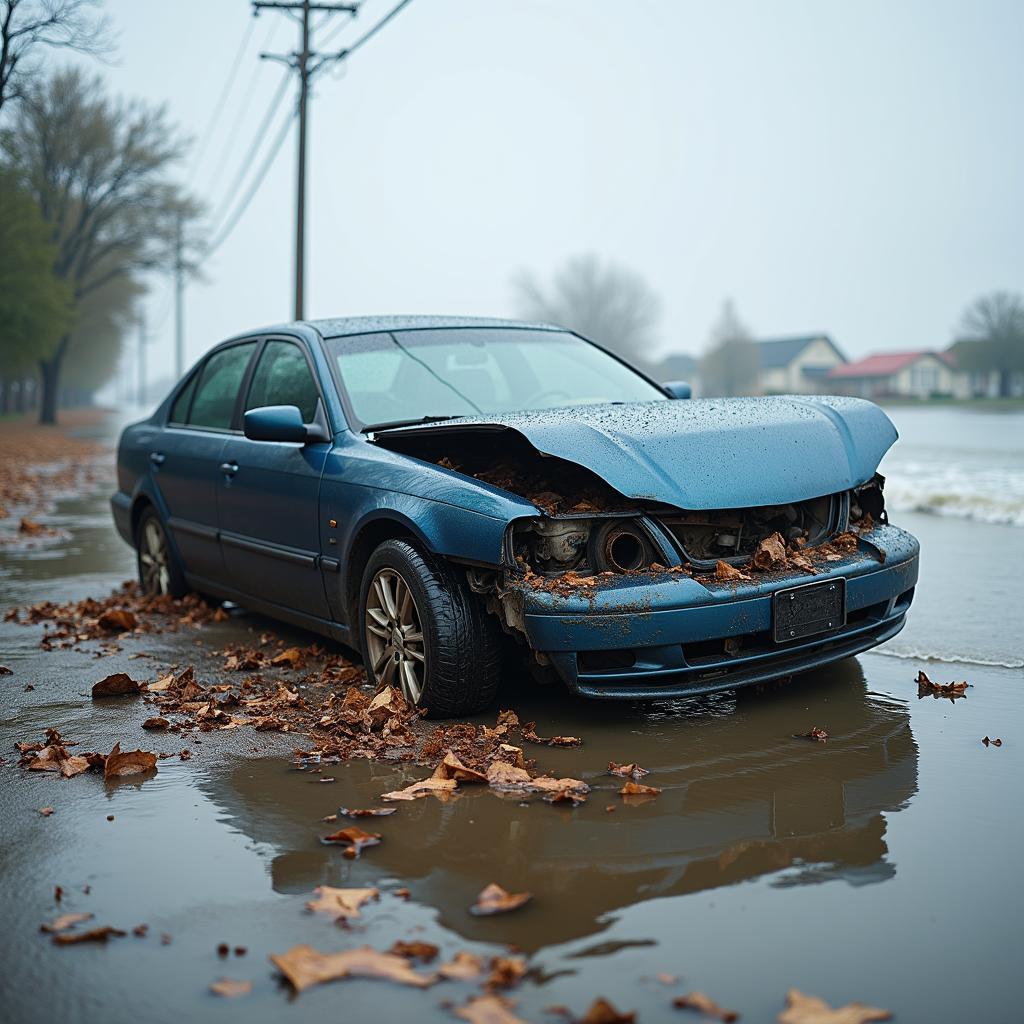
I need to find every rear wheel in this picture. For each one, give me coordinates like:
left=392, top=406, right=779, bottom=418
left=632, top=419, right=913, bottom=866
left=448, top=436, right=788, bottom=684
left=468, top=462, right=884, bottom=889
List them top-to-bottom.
left=136, top=507, right=187, bottom=598
left=359, top=539, right=501, bottom=717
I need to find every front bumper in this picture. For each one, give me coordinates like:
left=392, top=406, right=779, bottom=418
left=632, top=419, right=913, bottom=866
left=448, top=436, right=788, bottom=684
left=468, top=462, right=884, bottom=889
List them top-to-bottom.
left=519, top=525, right=919, bottom=699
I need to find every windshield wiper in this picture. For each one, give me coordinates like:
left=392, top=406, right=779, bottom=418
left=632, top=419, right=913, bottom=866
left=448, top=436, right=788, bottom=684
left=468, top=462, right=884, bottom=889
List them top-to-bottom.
left=361, top=414, right=459, bottom=433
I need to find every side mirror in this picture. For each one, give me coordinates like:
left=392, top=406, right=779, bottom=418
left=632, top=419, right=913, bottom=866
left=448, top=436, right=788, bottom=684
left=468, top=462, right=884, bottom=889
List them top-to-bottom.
left=663, top=380, right=692, bottom=400
left=244, top=405, right=310, bottom=443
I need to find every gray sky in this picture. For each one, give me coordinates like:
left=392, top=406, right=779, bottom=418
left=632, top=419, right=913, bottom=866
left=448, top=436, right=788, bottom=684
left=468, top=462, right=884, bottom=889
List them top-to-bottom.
left=75, top=0, right=1024, bottom=383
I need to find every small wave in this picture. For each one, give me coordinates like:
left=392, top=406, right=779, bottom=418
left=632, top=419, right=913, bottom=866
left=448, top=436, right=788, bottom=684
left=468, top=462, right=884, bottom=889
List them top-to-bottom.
left=884, top=487, right=1024, bottom=528
left=873, top=647, right=1024, bottom=670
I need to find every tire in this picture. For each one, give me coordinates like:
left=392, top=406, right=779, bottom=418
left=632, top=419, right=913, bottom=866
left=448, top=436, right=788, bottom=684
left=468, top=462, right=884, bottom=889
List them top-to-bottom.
left=135, top=507, right=188, bottom=599
left=358, top=539, right=501, bottom=718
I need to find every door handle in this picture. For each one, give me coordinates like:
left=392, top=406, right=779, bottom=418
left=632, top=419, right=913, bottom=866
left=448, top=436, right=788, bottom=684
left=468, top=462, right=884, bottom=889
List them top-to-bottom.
left=149, top=451, right=166, bottom=466
left=219, top=461, right=239, bottom=477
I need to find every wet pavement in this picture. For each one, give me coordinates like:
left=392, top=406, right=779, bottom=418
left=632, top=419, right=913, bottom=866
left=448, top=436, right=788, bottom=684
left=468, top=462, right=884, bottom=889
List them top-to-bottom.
left=1, top=411, right=1022, bottom=1023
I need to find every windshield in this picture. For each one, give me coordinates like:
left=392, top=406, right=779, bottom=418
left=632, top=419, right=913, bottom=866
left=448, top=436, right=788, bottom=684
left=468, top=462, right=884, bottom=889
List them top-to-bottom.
left=327, top=328, right=667, bottom=428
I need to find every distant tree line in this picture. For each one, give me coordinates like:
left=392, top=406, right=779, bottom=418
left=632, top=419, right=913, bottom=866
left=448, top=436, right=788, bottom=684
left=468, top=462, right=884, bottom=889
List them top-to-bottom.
left=0, top=0, right=199, bottom=423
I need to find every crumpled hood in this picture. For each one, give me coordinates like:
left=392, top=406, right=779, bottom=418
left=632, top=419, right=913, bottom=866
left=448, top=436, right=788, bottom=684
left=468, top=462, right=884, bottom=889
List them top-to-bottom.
left=378, top=396, right=898, bottom=510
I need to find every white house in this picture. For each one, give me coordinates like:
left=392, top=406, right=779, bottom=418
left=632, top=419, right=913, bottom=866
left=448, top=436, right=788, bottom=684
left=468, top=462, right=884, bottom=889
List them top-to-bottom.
left=756, top=335, right=847, bottom=394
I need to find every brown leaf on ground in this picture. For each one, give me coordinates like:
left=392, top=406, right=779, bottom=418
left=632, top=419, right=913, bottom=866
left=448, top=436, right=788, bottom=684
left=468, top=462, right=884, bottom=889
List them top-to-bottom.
left=752, top=531, right=787, bottom=571
left=715, top=560, right=751, bottom=582
left=97, top=608, right=138, bottom=632
left=271, top=647, right=304, bottom=668
left=0, top=664, right=12, bottom=674
left=916, top=670, right=969, bottom=701
left=91, top=672, right=142, bottom=697
left=146, top=674, right=174, bottom=692
left=252, top=715, right=286, bottom=731
left=142, top=717, right=169, bottom=730
left=521, top=722, right=583, bottom=747
left=795, top=727, right=829, bottom=743
left=22, top=730, right=91, bottom=778
left=550, top=735, right=583, bottom=746
left=982, top=736, right=1003, bottom=747
left=103, top=743, right=157, bottom=779
left=433, top=750, right=489, bottom=784
left=485, top=760, right=589, bottom=799
left=608, top=762, right=649, bottom=779
left=382, top=776, right=458, bottom=801
left=620, top=781, right=662, bottom=797
left=38, top=806, right=54, bottom=816
left=338, top=806, right=397, bottom=818
left=319, top=826, right=382, bottom=856
left=470, top=883, right=532, bottom=917
left=304, top=886, right=380, bottom=920
left=41, top=912, right=94, bottom=933
left=52, top=925, right=126, bottom=945
left=388, top=940, right=439, bottom=962
left=269, top=944, right=436, bottom=992
left=438, top=951, right=484, bottom=980
left=485, top=955, right=527, bottom=990
left=209, top=978, right=252, bottom=998
left=777, top=988, right=891, bottom=1024
left=673, top=991, right=738, bottom=1021
left=455, top=995, right=527, bottom=1024
left=580, top=997, right=638, bottom=1023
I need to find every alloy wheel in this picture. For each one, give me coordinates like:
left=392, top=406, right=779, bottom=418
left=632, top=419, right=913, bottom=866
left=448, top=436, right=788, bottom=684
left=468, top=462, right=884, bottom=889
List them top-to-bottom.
left=139, top=517, right=171, bottom=595
left=364, top=567, right=426, bottom=703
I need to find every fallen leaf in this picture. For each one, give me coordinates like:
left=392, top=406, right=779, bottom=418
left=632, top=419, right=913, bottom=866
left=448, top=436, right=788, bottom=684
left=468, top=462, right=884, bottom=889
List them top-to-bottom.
left=752, top=531, right=787, bottom=571
left=715, top=560, right=751, bottom=582
left=97, top=608, right=138, bottom=632
left=271, top=647, right=304, bottom=668
left=0, top=665, right=12, bottom=674
left=916, top=670, right=969, bottom=701
left=147, top=674, right=174, bottom=692
left=142, top=717, right=169, bottom=730
left=795, top=727, right=829, bottom=743
left=982, top=736, right=1003, bottom=747
left=103, top=742, right=157, bottom=779
left=433, top=750, right=488, bottom=784
left=608, top=762, right=649, bottom=779
left=382, top=776, right=458, bottom=801
left=620, top=781, right=661, bottom=797
left=545, top=789, right=587, bottom=806
left=338, top=806, right=397, bottom=818
left=38, top=807, right=54, bottom=817
left=319, top=826, right=381, bottom=856
left=470, top=883, right=532, bottom=916
left=304, top=886, right=380, bottom=920
left=41, top=912, right=94, bottom=933
left=52, top=925, right=126, bottom=945
left=388, top=940, right=439, bottom=962
left=270, top=944, right=436, bottom=992
left=438, top=951, right=484, bottom=980
left=485, top=955, right=526, bottom=990
left=657, top=973, right=679, bottom=985
left=209, top=978, right=253, bottom=998
left=777, top=988, right=891, bottom=1024
left=673, top=991, right=738, bottom=1021
left=454, top=995, right=527, bottom=1024
left=580, top=997, right=637, bottom=1023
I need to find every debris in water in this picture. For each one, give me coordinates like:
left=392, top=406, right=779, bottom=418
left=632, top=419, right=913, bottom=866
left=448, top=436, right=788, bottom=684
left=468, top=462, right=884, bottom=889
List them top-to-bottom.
left=916, top=670, right=969, bottom=701
left=91, top=672, right=142, bottom=697
left=795, top=727, right=829, bottom=743
left=982, top=736, right=1003, bottom=747
left=470, top=883, right=532, bottom=916
left=304, top=886, right=380, bottom=920
left=270, top=943, right=437, bottom=992
left=209, top=978, right=252, bottom=998
left=777, top=988, right=891, bottom=1023
left=672, top=991, right=738, bottom=1020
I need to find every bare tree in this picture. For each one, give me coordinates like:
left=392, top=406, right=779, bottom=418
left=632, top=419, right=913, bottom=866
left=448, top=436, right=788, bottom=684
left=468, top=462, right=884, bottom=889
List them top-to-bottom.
left=0, top=0, right=111, bottom=114
left=1, top=68, right=199, bottom=422
left=513, top=254, right=661, bottom=368
left=953, top=291, right=1024, bottom=398
left=698, top=299, right=760, bottom=397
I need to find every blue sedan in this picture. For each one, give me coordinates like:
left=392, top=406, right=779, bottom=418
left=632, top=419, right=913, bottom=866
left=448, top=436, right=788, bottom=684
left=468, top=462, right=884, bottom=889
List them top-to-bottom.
left=111, top=316, right=919, bottom=716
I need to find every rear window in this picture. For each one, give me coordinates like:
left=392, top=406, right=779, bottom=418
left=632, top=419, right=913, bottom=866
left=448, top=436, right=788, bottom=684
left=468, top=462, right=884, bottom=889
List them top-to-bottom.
left=188, top=342, right=256, bottom=430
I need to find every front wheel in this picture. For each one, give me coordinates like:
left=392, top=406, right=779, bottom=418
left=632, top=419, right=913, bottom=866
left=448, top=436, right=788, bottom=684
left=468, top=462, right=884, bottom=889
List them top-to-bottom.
left=136, top=507, right=187, bottom=598
left=358, top=539, right=501, bottom=717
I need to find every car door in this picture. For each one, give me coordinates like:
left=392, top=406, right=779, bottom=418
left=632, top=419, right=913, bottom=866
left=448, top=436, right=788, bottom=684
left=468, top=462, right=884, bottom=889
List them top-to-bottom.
left=217, top=337, right=332, bottom=620
left=150, top=341, right=258, bottom=585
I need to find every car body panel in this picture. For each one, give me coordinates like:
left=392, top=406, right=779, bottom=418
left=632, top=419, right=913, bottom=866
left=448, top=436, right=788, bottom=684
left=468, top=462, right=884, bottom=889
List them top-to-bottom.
left=373, top=395, right=898, bottom=509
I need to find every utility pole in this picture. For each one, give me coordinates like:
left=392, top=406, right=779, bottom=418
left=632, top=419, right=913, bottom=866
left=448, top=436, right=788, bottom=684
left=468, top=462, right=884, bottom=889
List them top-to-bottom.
left=254, top=0, right=358, bottom=320
left=174, top=210, right=185, bottom=378
left=137, top=312, right=147, bottom=407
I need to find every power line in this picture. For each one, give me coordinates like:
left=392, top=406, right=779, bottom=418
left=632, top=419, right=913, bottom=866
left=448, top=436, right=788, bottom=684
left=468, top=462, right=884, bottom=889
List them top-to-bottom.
left=326, top=0, right=414, bottom=62
left=190, top=15, right=258, bottom=175
left=202, top=99, right=299, bottom=262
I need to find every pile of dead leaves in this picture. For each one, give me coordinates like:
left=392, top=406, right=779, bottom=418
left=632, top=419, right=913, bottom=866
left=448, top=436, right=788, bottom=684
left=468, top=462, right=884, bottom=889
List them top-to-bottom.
left=709, top=529, right=868, bottom=585
left=16, top=728, right=157, bottom=780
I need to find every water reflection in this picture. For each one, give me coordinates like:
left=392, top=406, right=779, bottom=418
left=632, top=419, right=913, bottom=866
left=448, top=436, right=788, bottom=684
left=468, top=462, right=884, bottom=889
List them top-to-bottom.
left=204, top=659, right=917, bottom=950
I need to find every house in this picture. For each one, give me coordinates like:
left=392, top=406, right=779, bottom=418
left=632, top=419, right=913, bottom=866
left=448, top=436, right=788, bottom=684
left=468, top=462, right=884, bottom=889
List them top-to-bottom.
left=756, top=335, right=847, bottom=394
left=826, top=350, right=958, bottom=399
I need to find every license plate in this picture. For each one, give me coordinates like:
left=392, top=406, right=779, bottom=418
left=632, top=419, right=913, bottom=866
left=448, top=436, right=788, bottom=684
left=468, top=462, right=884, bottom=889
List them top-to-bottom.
left=773, top=578, right=846, bottom=643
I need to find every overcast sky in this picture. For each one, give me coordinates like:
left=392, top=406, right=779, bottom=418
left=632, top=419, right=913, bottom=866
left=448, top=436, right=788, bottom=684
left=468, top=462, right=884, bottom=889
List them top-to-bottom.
left=75, top=0, right=1024, bottom=385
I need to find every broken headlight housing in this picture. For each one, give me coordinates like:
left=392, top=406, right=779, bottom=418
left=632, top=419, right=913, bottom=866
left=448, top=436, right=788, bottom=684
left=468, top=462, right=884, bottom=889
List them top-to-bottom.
left=510, top=517, right=658, bottom=576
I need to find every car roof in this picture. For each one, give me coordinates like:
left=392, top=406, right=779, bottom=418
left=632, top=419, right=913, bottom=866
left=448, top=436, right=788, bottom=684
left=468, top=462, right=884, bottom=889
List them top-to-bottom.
left=304, top=314, right=565, bottom=339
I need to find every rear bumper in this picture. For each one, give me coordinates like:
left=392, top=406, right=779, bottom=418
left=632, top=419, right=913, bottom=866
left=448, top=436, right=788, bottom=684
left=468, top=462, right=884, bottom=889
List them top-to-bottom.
left=519, top=524, right=919, bottom=700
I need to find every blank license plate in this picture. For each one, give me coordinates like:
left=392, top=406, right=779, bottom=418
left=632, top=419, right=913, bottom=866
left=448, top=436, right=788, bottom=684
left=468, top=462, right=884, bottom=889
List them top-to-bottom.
left=773, top=578, right=846, bottom=643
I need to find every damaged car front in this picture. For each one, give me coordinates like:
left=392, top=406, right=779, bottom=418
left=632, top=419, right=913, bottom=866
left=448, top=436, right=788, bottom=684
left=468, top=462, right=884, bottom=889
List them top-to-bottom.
left=339, top=323, right=919, bottom=705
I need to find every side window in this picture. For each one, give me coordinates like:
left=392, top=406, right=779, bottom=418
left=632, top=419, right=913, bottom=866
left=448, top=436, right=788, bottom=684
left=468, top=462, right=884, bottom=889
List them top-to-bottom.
left=245, top=340, right=319, bottom=423
left=188, top=342, right=257, bottom=430
left=169, top=370, right=198, bottom=424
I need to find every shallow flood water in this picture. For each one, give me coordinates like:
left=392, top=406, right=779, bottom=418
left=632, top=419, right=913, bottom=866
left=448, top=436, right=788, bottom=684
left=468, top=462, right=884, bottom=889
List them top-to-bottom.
left=1, top=407, right=1022, bottom=1023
